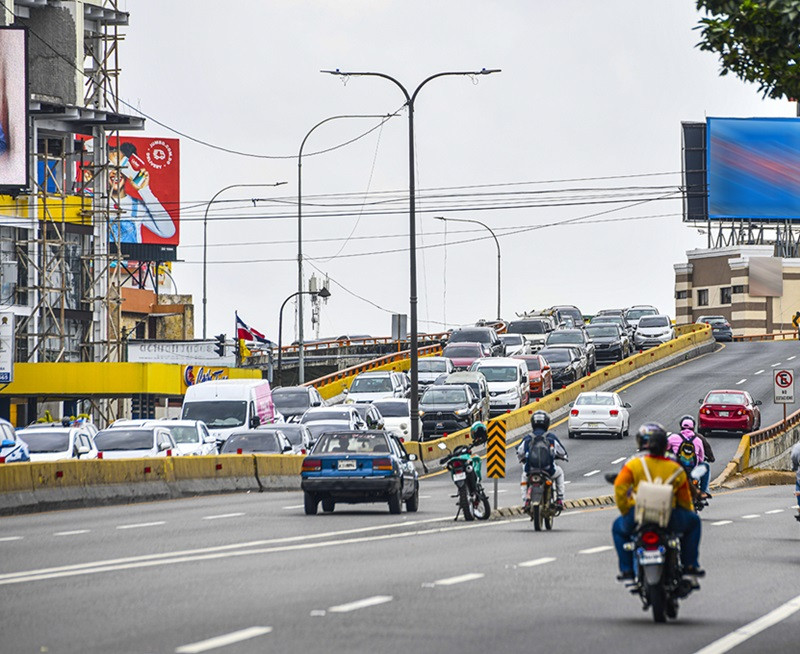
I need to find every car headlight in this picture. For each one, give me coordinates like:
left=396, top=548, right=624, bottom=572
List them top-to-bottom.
left=454, top=408, right=471, bottom=416
left=418, top=410, right=426, bottom=417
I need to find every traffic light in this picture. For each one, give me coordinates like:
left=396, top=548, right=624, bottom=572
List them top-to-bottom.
left=214, top=333, right=226, bottom=357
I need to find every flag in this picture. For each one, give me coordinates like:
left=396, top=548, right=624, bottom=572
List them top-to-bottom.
left=235, top=311, right=273, bottom=345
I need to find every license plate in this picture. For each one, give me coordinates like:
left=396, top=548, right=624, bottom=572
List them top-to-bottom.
left=719, top=411, right=729, bottom=417
left=436, top=422, right=444, bottom=429
left=588, top=422, right=601, bottom=428
left=338, top=460, right=356, bottom=470
left=453, top=472, right=467, bottom=481
left=638, top=550, right=664, bottom=565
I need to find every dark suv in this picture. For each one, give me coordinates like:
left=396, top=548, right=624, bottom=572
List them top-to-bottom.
left=448, top=327, right=504, bottom=357
left=545, top=328, right=596, bottom=372
left=419, top=384, right=481, bottom=439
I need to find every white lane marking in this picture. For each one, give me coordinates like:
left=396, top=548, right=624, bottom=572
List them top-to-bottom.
left=788, top=356, right=796, bottom=361
left=771, top=362, right=781, bottom=367
left=754, top=369, right=764, bottom=375
left=735, top=378, right=747, bottom=385
left=611, top=457, right=626, bottom=464
left=583, top=470, right=601, bottom=477
left=564, top=480, right=572, bottom=484
left=497, top=489, right=508, bottom=493
left=418, top=495, right=432, bottom=499
left=282, top=505, right=304, bottom=510
left=765, top=509, right=784, bottom=515
left=202, top=513, right=245, bottom=521
left=741, top=514, right=760, bottom=519
left=711, top=520, right=733, bottom=526
left=116, top=521, right=166, bottom=530
left=55, top=530, right=90, bottom=536
left=0, top=536, right=22, bottom=542
left=579, top=545, right=613, bottom=554
left=519, top=557, right=557, bottom=568
left=433, top=573, right=485, bottom=586
left=692, top=593, right=800, bottom=654
left=329, top=596, right=393, bottom=613
left=175, top=626, right=272, bottom=653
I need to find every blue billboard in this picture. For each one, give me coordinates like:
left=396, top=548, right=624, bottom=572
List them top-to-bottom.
left=707, top=117, right=800, bottom=222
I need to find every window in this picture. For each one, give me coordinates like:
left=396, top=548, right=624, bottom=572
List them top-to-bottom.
left=732, top=285, right=745, bottom=294
left=720, top=287, right=732, bottom=305
left=697, top=289, right=709, bottom=306
left=675, top=290, right=688, bottom=300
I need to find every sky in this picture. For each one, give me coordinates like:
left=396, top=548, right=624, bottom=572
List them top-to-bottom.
left=118, top=1, right=792, bottom=343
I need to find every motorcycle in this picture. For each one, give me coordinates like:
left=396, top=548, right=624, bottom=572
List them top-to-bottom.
left=438, top=441, right=491, bottom=521
left=690, top=464, right=710, bottom=512
left=524, top=465, right=563, bottom=531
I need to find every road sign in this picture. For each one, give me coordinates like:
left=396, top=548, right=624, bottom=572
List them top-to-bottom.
left=0, top=312, right=14, bottom=384
left=793, top=312, right=800, bottom=329
left=774, top=369, right=794, bottom=404
left=486, top=420, right=506, bottom=479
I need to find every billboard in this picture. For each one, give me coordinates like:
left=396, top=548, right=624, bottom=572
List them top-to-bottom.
left=0, top=28, right=29, bottom=190
left=707, top=117, right=800, bottom=222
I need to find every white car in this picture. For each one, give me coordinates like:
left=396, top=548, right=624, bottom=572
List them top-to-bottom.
left=624, top=305, right=659, bottom=330
left=633, top=315, right=675, bottom=350
left=498, top=334, right=531, bottom=356
left=418, top=357, right=454, bottom=395
left=469, top=357, right=530, bottom=416
left=344, top=371, right=407, bottom=404
left=567, top=391, right=631, bottom=439
left=372, top=399, right=419, bottom=441
left=299, top=406, right=367, bottom=430
left=152, top=420, right=217, bottom=456
left=17, top=425, right=98, bottom=461
left=93, top=426, right=180, bottom=459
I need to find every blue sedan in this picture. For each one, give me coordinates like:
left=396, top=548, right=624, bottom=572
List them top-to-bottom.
left=301, top=430, right=419, bottom=515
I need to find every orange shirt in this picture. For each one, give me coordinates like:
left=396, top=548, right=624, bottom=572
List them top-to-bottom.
left=614, top=454, right=694, bottom=515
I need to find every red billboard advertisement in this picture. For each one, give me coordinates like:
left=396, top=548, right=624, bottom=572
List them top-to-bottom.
left=0, top=27, right=29, bottom=190
left=107, top=136, right=180, bottom=252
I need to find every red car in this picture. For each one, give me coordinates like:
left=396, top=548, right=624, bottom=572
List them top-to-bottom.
left=442, top=342, right=490, bottom=371
left=511, top=354, right=553, bottom=397
left=697, top=389, right=762, bottom=435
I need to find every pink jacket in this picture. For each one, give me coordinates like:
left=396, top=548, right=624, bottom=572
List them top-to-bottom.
left=668, top=429, right=705, bottom=464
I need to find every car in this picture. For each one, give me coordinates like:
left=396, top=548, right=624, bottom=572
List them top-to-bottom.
left=550, top=305, right=585, bottom=328
left=624, top=305, right=659, bottom=330
left=596, top=308, right=625, bottom=317
left=590, top=314, right=634, bottom=343
left=634, top=314, right=675, bottom=350
left=696, top=315, right=733, bottom=342
left=505, top=318, right=553, bottom=352
left=585, top=323, right=631, bottom=362
left=447, top=327, right=504, bottom=356
left=545, top=328, right=596, bottom=372
left=498, top=333, right=531, bottom=356
left=442, top=341, right=489, bottom=371
left=543, top=343, right=589, bottom=378
left=537, top=346, right=584, bottom=388
left=511, top=354, right=553, bottom=397
left=418, top=357, right=455, bottom=395
left=469, top=357, right=530, bottom=415
left=343, top=371, right=407, bottom=404
left=395, top=371, right=412, bottom=398
left=443, top=371, right=491, bottom=422
left=419, top=384, right=482, bottom=439
left=271, top=386, right=326, bottom=422
left=697, top=390, right=762, bottom=435
left=568, top=391, right=631, bottom=439
left=372, top=399, right=418, bottom=441
left=351, top=402, right=385, bottom=430
left=300, top=406, right=367, bottom=430
left=0, top=418, right=29, bottom=463
left=152, top=420, right=218, bottom=456
left=304, top=420, right=358, bottom=447
left=257, top=423, right=314, bottom=454
left=16, top=424, right=98, bottom=461
left=93, top=426, right=179, bottom=459
left=220, top=429, right=294, bottom=454
left=301, top=430, right=419, bottom=515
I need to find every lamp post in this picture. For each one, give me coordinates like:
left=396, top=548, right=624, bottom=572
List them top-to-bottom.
left=322, top=68, right=500, bottom=441
left=297, top=113, right=393, bottom=384
left=203, top=181, right=287, bottom=339
left=435, top=216, right=501, bottom=320
left=277, top=286, right=331, bottom=386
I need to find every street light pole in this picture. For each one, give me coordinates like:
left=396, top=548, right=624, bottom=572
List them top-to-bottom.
left=322, top=68, right=500, bottom=442
left=297, top=113, right=393, bottom=384
left=203, top=182, right=286, bottom=339
left=435, top=216, right=502, bottom=320
left=277, top=287, right=331, bottom=386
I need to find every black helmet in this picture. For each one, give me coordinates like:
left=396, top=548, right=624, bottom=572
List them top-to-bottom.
left=531, top=410, right=550, bottom=431
left=679, top=415, right=695, bottom=431
left=636, top=422, right=667, bottom=454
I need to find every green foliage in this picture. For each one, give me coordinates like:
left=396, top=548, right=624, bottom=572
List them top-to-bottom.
left=696, top=0, right=800, bottom=100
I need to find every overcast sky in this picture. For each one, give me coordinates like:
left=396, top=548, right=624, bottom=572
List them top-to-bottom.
left=119, top=1, right=791, bottom=342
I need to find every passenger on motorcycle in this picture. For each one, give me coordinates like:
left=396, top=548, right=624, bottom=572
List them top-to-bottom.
left=517, top=410, right=568, bottom=508
left=668, top=416, right=710, bottom=499
left=470, top=421, right=488, bottom=444
left=612, top=423, right=704, bottom=581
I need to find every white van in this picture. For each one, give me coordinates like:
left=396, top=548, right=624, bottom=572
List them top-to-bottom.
left=469, top=357, right=530, bottom=415
left=181, top=379, right=278, bottom=445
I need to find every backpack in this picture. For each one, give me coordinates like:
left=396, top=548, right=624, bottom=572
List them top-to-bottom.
left=527, top=434, right=554, bottom=471
left=677, top=434, right=698, bottom=470
left=634, top=457, right=683, bottom=527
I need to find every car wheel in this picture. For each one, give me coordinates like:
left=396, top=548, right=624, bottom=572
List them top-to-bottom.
left=616, top=430, right=623, bottom=440
left=568, top=431, right=576, bottom=439
left=405, top=483, right=419, bottom=512
left=388, top=488, right=403, bottom=514
left=303, top=491, right=318, bottom=516
left=321, top=497, right=335, bottom=513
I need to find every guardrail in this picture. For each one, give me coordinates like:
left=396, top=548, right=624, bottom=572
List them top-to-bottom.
left=733, top=330, right=798, bottom=342
left=279, top=332, right=450, bottom=353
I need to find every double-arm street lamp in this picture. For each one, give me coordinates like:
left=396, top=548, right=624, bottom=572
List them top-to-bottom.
left=322, top=68, right=501, bottom=441
left=435, top=216, right=501, bottom=320
left=277, top=286, right=331, bottom=386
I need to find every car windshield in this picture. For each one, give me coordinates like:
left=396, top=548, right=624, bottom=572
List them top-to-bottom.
left=626, top=308, right=656, bottom=320
left=592, top=316, right=622, bottom=325
left=639, top=316, right=669, bottom=328
left=703, top=317, right=727, bottom=325
left=507, top=321, right=546, bottom=334
left=586, top=326, right=618, bottom=338
left=449, top=330, right=491, bottom=344
left=548, top=332, right=582, bottom=345
left=500, top=335, right=523, bottom=345
left=443, top=344, right=481, bottom=357
left=540, top=350, right=569, bottom=363
left=515, top=357, right=540, bottom=371
left=419, top=359, right=448, bottom=373
left=475, top=366, right=518, bottom=382
left=350, top=376, right=392, bottom=393
left=421, top=388, right=467, bottom=405
left=271, top=389, right=310, bottom=411
left=705, top=392, right=746, bottom=405
left=575, top=394, right=615, bottom=406
left=181, top=401, right=247, bottom=428
left=372, top=401, right=409, bottom=418
left=301, top=409, right=353, bottom=423
left=167, top=426, right=199, bottom=444
left=94, top=429, right=153, bottom=451
left=19, top=430, right=70, bottom=453
left=221, top=432, right=280, bottom=453
left=313, top=432, right=390, bottom=454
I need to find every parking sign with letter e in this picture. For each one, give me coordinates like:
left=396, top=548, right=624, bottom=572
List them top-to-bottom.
left=774, top=369, right=794, bottom=404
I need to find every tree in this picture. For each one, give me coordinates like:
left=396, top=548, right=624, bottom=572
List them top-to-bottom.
left=696, top=1, right=800, bottom=101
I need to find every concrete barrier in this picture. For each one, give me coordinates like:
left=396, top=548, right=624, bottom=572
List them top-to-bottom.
left=254, top=454, right=303, bottom=490
left=172, top=455, right=260, bottom=495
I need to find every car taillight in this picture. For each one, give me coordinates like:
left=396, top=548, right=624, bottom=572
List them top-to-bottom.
left=700, top=407, right=711, bottom=415
left=570, top=409, right=579, bottom=416
left=609, top=409, right=619, bottom=416
left=736, top=409, right=745, bottom=416
left=97, top=452, right=103, bottom=459
left=373, top=457, right=393, bottom=471
left=302, top=458, right=322, bottom=472
left=452, top=459, right=465, bottom=470
left=642, top=531, right=660, bottom=549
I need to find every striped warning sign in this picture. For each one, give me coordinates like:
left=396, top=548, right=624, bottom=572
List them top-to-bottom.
left=486, top=419, right=506, bottom=479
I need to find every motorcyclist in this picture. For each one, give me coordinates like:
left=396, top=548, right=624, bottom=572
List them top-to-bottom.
left=517, top=410, right=568, bottom=508
left=668, top=415, right=709, bottom=500
left=676, top=415, right=715, bottom=496
left=469, top=421, right=488, bottom=445
left=612, top=423, right=704, bottom=581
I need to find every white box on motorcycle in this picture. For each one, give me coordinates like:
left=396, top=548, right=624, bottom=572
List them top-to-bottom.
left=633, top=463, right=682, bottom=528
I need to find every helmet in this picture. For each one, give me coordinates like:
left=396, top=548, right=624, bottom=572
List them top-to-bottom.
left=530, top=410, right=550, bottom=431
left=679, top=415, right=695, bottom=431
left=470, top=421, right=488, bottom=443
left=636, top=422, right=667, bottom=454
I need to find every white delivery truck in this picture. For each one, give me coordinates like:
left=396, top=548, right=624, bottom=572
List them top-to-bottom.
left=181, top=379, right=278, bottom=445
